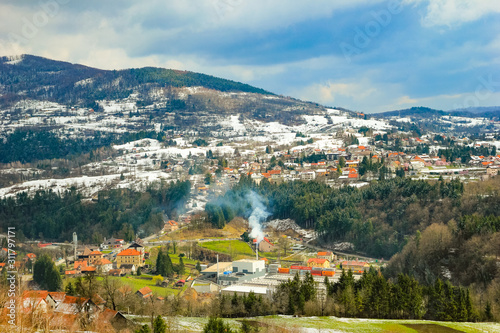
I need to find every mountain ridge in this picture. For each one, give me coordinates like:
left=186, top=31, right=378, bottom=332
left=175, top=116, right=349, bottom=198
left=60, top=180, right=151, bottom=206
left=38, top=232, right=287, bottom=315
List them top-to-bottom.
left=0, top=54, right=272, bottom=108
left=372, top=106, right=500, bottom=119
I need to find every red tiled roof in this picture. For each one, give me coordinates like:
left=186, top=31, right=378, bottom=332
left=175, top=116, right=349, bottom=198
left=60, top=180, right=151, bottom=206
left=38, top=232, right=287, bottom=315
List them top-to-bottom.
left=253, top=237, right=272, bottom=244
left=117, top=248, right=141, bottom=256
left=89, top=251, right=102, bottom=255
left=97, top=258, right=112, bottom=265
left=308, top=258, right=328, bottom=264
left=74, top=260, right=87, bottom=269
left=81, top=266, right=96, bottom=272
left=137, top=286, right=152, bottom=296
left=23, top=290, right=49, bottom=300
left=48, top=292, right=67, bottom=303
left=61, top=295, right=90, bottom=305
left=99, top=308, right=119, bottom=323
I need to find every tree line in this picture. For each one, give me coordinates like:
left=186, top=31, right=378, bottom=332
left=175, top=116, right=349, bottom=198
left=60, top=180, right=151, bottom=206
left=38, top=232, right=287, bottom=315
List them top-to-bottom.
left=0, top=128, right=180, bottom=164
left=205, top=176, right=469, bottom=259
left=0, top=180, right=191, bottom=243
left=211, top=269, right=481, bottom=321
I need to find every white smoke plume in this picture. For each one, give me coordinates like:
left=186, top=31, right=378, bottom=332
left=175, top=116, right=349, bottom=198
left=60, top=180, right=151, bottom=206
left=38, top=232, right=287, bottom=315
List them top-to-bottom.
left=246, top=191, right=270, bottom=244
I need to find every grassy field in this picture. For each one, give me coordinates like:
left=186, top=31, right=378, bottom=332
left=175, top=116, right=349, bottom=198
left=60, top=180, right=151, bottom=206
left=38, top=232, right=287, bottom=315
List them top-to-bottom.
left=159, top=218, right=247, bottom=241
left=199, top=240, right=255, bottom=259
left=64, top=274, right=188, bottom=297
left=127, top=315, right=500, bottom=332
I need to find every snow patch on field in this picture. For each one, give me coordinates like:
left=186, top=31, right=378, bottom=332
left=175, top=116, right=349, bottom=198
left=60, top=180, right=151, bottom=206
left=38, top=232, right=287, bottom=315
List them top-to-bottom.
left=74, top=78, right=93, bottom=87
left=219, top=115, right=246, bottom=133
left=0, top=171, right=173, bottom=198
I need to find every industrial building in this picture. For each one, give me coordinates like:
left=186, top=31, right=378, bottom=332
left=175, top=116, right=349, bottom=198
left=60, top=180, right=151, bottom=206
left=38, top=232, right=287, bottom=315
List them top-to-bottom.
left=218, top=259, right=266, bottom=285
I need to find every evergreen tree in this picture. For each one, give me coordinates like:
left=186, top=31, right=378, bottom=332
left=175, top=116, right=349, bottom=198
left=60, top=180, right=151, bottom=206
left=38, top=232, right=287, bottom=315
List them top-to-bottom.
left=338, top=156, right=346, bottom=168
left=156, top=249, right=166, bottom=276
left=164, top=252, right=174, bottom=277
left=33, top=254, right=62, bottom=291
left=178, top=256, right=185, bottom=276
left=196, top=261, right=202, bottom=272
left=300, top=272, right=316, bottom=302
left=428, top=278, right=446, bottom=320
left=65, top=281, right=75, bottom=296
left=457, top=288, right=468, bottom=322
left=465, top=289, right=476, bottom=322
left=287, top=293, right=295, bottom=315
left=485, top=301, right=493, bottom=321
left=153, top=315, right=167, bottom=333
left=203, top=317, right=234, bottom=333
left=135, top=324, right=151, bottom=333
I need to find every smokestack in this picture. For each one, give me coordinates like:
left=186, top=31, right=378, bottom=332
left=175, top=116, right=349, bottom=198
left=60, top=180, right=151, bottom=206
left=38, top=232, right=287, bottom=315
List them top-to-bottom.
left=73, top=232, right=77, bottom=261
left=256, top=243, right=259, bottom=260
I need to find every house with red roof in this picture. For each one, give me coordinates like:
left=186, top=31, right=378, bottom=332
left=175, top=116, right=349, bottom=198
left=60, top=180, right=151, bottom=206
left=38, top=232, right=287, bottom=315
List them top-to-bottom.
left=163, top=220, right=179, bottom=233
left=253, top=237, right=276, bottom=252
left=101, top=238, right=124, bottom=249
left=116, top=248, right=143, bottom=268
left=88, top=250, right=103, bottom=265
left=317, top=251, right=335, bottom=261
left=24, top=253, right=37, bottom=262
left=95, top=258, right=113, bottom=273
left=307, top=258, right=330, bottom=268
left=74, top=260, right=88, bottom=270
left=342, top=260, right=370, bottom=273
left=81, top=266, right=97, bottom=274
left=136, top=286, right=153, bottom=299
left=3, top=290, right=131, bottom=331
left=22, top=290, right=56, bottom=314
left=98, top=308, right=130, bottom=331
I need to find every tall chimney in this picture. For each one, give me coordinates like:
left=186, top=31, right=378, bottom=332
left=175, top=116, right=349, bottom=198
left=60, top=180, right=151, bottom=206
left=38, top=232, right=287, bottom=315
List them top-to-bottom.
left=73, top=232, right=77, bottom=261
left=256, top=242, right=259, bottom=260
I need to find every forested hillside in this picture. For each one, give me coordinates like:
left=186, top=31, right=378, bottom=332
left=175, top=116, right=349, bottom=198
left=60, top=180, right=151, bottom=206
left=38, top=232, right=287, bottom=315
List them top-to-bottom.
left=0, top=55, right=271, bottom=108
left=205, top=176, right=500, bottom=284
left=206, top=176, right=472, bottom=257
left=0, top=180, right=190, bottom=243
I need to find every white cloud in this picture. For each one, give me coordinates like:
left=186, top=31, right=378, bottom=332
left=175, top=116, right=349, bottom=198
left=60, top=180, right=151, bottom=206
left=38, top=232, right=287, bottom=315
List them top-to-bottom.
left=406, top=0, right=500, bottom=27
left=297, top=79, right=378, bottom=106
left=397, top=95, right=418, bottom=105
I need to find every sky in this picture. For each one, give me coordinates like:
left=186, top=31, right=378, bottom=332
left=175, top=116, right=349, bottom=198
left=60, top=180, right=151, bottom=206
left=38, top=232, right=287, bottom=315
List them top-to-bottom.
left=1, top=0, right=499, bottom=113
